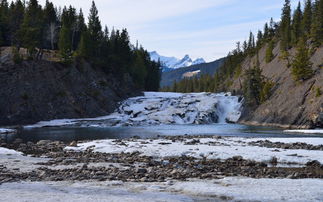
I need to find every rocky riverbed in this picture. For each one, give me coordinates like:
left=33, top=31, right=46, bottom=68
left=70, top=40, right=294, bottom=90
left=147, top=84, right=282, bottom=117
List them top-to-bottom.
left=1, top=135, right=323, bottom=187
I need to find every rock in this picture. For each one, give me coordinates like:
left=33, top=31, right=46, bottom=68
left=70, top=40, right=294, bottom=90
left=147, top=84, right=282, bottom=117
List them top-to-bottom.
left=0, top=59, right=140, bottom=126
left=315, top=113, right=323, bottom=128
left=13, top=138, right=23, bottom=145
left=37, top=140, right=51, bottom=145
left=69, top=141, right=78, bottom=147
left=270, top=156, right=278, bottom=166
left=306, top=160, right=322, bottom=168
left=136, top=168, right=147, bottom=174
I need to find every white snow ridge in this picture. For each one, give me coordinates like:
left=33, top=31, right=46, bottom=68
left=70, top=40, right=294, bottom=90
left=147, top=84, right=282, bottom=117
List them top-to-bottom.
left=149, top=51, right=205, bottom=71
left=104, top=92, right=243, bottom=127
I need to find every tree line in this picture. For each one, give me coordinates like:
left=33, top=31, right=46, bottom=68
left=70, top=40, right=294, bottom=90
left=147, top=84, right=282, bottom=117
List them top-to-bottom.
left=0, top=0, right=161, bottom=91
left=162, top=0, right=322, bottom=106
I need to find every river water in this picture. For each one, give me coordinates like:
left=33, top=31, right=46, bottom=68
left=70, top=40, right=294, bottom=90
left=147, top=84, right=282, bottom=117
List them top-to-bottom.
left=2, top=92, right=323, bottom=143
left=2, top=123, right=323, bottom=143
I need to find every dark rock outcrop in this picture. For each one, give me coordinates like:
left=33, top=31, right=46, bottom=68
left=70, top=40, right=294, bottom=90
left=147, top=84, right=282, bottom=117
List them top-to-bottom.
left=0, top=59, right=141, bottom=126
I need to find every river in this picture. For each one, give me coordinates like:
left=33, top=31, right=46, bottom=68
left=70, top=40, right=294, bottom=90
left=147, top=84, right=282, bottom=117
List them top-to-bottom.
left=2, top=92, right=323, bottom=143
left=2, top=123, right=323, bottom=144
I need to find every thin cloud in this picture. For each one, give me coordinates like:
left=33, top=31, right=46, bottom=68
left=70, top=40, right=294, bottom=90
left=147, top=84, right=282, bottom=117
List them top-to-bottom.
left=37, top=0, right=298, bottom=62
left=39, top=0, right=232, bottom=26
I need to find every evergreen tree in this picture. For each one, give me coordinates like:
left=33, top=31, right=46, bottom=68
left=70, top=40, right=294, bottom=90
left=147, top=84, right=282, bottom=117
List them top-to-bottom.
left=0, top=0, right=10, bottom=46
left=9, top=0, right=24, bottom=46
left=19, top=0, right=43, bottom=57
left=43, top=0, right=58, bottom=49
left=87, top=0, right=103, bottom=58
left=280, top=0, right=292, bottom=51
left=302, top=0, right=312, bottom=38
left=311, top=0, right=323, bottom=47
left=291, top=2, right=302, bottom=45
left=58, top=6, right=81, bottom=61
left=67, top=6, right=77, bottom=50
left=72, top=9, right=86, bottom=50
left=269, top=18, right=276, bottom=38
left=58, top=23, right=72, bottom=63
left=263, top=23, right=269, bottom=41
left=103, top=25, right=109, bottom=41
left=77, top=29, right=91, bottom=59
left=119, top=29, right=132, bottom=72
left=256, top=30, right=263, bottom=48
left=247, top=31, right=255, bottom=54
left=291, top=38, right=313, bottom=81
left=242, top=40, right=248, bottom=52
left=265, top=40, right=274, bottom=63
left=132, top=49, right=147, bottom=88
left=145, top=59, right=161, bottom=91
left=243, top=66, right=264, bottom=106
left=260, top=81, right=274, bottom=103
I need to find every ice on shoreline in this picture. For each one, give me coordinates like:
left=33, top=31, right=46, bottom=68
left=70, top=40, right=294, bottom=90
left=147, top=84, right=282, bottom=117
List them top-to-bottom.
left=0, top=128, right=16, bottom=134
left=284, top=129, right=323, bottom=134
left=66, top=137, right=323, bottom=165
left=0, top=147, right=22, bottom=155
left=1, top=177, right=323, bottom=202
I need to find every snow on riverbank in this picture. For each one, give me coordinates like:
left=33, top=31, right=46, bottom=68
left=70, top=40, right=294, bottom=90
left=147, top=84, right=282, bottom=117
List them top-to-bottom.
left=24, top=92, right=243, bottom=128
left=0, top=128, right=16, bottom=134
left=284, top=129, right=323, bottom=134
left=66, top=137, right=323, bottom=165
left=0, top=147, right=21, bottom=155
left=0, top=147, right=47, bottom=172
left=1, top=177, right=323, bottom=202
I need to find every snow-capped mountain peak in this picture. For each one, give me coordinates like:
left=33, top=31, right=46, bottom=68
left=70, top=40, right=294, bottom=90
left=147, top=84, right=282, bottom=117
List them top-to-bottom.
left=149, top=51, right=205, bottom=72
left=192, top=58, right=206, bottom=65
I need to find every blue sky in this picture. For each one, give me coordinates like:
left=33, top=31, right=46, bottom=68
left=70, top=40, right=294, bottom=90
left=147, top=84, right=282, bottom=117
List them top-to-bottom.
left=39, top=0, right=300, bottom=61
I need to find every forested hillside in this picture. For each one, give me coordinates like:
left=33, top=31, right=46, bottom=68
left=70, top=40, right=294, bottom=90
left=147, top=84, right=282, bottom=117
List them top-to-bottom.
left=0, top=0, right=161, bottom=125
left=0, top=0, right=160, bottom=90
left=165, top=0, right=323, bottom=128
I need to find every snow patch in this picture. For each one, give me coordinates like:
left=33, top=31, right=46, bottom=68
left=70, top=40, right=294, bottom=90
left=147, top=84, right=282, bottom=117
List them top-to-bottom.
left=182, top=70, right=201, bottom=78
left=24, top=119, right=79, bottom=129
left=0, top=128, right=16, bottom=134
left=284, top=129, right=323, bottom=134
left=66, top=137, right=323, bottom=165
left=0, top=147, right=22, bottom=155
left=171, top=177, right=323, bottom=201
left=2, top=178, right=323, bottom=201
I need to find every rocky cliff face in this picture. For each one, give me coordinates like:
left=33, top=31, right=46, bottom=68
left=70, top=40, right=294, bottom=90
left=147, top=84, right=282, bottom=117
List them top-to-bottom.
left=229, top=43, right=323, bottom=128
left=0, top=59, right=140, bottom=126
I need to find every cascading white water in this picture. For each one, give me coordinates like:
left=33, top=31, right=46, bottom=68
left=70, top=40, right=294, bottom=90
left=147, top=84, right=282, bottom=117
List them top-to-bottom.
left=24, top=92, right=244, bottom=128
left=105, top=92, right=243, bottom=126
left=215, top=93, right=243, bottom=123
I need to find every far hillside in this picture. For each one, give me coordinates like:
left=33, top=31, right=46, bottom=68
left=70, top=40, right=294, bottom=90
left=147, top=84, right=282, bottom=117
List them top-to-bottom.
left=161, top=57, right=224, bottom=87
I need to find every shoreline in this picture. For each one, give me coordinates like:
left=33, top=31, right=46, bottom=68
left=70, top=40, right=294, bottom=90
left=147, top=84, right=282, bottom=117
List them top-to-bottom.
left=238, top=120, right=313, bottom=129
left=1, top=135, right=323, bottom=201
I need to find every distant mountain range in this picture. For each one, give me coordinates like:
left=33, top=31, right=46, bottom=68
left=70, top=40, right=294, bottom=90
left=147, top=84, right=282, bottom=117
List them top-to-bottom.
left=149, top=51, right=206, bottom=72
left=160, top=57, right=225, bottom=87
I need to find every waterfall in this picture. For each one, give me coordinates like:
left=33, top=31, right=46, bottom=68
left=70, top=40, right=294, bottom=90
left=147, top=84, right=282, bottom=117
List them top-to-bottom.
left=24, top=92, right=244, bottom=128
left=105, top=92, right=243, bottom=126
left=215, top=93, right=243, bottom=123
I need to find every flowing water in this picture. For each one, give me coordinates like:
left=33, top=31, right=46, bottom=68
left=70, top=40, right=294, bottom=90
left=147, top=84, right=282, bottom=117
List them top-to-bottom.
left=2, top=124, right=323, bottom=144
